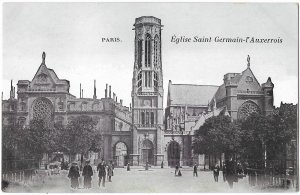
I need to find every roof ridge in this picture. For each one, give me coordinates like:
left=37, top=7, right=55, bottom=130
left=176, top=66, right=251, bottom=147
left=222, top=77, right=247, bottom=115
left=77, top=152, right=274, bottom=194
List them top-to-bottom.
left=171, top=83, right=219, bottom=87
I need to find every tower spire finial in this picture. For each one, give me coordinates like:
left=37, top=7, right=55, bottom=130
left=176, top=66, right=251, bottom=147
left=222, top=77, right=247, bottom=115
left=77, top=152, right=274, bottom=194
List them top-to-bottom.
left=42, top=51, right=46, bottom=65
left=247, top=55, right=250, bottom=68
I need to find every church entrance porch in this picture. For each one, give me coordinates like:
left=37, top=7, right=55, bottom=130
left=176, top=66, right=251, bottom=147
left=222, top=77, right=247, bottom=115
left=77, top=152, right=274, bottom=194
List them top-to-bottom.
left=141, top=139, right=154, bottom=165
left=167, top=141, right=180, bottom=167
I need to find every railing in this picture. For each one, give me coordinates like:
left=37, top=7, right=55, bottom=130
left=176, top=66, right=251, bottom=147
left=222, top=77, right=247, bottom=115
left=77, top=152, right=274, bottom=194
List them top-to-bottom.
left=27, top=88, right=56, bottom=92
left=237, top=90, right=264, bottom=95
left=137, top=92, right=158, bottom=96
left=137, top=124, right=157, bottom=128
left=164, top=130, right=190, bottom=135
left=2, top=158, right=38, bottom=184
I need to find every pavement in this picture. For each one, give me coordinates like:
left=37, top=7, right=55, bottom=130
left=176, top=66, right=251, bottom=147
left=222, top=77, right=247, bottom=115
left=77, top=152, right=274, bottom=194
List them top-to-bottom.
left=3, top=166, right=297, bottom=193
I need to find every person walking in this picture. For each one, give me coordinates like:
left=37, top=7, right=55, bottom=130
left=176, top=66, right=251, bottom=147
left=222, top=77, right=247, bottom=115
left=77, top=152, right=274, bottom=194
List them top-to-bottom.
left=226, top=159, right=235, bottom=189
left=82, top=160, right=93, bottom=189
left=97, top=161, right=106, bottom=187
left=68, top=162, right=80, bottom=189
left=222, top=162, right=227, bottom=182
left=107, top=163, right=113, bottom=182
left=127, top=163, right=130, bottom=171
left=193, top=163, right=198, bottom=177
left=213, top=163, right=220, bottom=182
left=175, top=164, right=182, bottom=176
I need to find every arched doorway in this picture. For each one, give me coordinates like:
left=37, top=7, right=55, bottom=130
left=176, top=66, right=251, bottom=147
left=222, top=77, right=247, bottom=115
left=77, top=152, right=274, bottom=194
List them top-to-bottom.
left=141, top=139, right=154, bottom=165
left=168, top=141, right=180, bottom=167
left=114, top=142, right=127, bottom=167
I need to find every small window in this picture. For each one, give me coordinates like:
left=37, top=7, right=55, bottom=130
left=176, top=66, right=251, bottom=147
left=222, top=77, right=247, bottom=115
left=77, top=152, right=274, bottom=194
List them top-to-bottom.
left=137, top=72, right=142, bottom=88
left=154, top=72, right=158, bottom=88
left=246, top=76, right=253, bottom=83
left=82, top=103, right=87, bottom=111
left=141, top=112, right=145, bottom=124
left=146, top=112, right=150, bottom=125
left=151, top=112, right=155, bottom=124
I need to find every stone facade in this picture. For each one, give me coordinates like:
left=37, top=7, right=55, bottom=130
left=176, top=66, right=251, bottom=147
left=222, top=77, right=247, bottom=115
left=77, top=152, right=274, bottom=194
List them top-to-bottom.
left=131, top=16, right=164, bottom=166
left=2, top=17, right=275, bottom=168
left=2, top=52, right=132, bottom=167
left=164, top=55, right=275, bottom=166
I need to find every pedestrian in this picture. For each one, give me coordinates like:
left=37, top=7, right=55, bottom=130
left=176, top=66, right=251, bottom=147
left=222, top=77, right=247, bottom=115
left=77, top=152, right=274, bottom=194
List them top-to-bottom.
left=226, top=159, right=235, bottom=189
left=82, top=160, right=93, bottom=189
left=97, top=161, right=106, bottom=187
left=145, top=161, right=149, bottom=170
left=161, top=161, right=164, bottom=168
left=68, top=162, right=80, bottom=189
left=107, top=162, right=113, bottom=182
left=222, top=162, right=227, bottom=182
left=127, top=163, right=130, bottom=171
left=193, top=163, right=198, bottom=177
left=213, top=163, right=220, bottom=182
left=175, top=164, right=182, bottom=176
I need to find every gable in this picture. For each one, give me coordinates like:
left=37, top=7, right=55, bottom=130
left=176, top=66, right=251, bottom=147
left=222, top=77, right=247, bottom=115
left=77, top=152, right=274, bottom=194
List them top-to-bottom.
left=30, top=64, right=56, bottom=90
left=236, top=68, right=262, bottom=92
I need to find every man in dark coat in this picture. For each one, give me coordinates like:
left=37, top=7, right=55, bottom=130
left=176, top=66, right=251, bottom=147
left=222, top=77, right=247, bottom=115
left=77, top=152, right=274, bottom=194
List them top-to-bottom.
left=82, top=160, right=93, bottom=189
left=226, top=160, right=235, bottom=189
left=97, top=161, right=106, bottom=187
left=68, top=162, right=80, bottom=189
left=193, top=163, right=198, bottom=177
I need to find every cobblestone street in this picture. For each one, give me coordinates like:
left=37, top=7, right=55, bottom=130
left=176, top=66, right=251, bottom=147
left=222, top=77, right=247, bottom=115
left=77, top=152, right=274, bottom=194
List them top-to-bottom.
left=4, top=167, right=297, bottom=193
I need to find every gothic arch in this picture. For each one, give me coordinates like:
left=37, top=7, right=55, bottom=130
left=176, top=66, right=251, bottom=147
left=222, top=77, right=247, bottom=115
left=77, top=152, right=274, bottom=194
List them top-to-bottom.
left=145, top=34, right=152, bottom=67
left=154, top=35, right=159, bottom=67
left=137, top=38, right=143, bottom=68
left=238, top=100, right=261, bottom=119
left=141, top=139, right=154, bottom=165
left=113, top=141, right=128, bottom=167
left=167, top=141, right=181, bottom=167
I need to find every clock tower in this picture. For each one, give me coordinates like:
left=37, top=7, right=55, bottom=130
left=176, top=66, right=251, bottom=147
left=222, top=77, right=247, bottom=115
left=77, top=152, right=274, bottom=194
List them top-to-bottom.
left=130, top=16, right=164, bottom=165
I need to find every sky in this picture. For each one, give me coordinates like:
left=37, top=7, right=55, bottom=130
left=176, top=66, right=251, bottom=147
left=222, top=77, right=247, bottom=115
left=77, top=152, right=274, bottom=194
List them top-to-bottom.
left=2, top=3, right=298, bottom=108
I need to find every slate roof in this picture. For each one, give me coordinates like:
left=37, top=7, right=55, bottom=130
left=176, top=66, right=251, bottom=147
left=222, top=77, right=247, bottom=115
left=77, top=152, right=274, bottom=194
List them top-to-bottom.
left=169, top=84, right=219, bottom=106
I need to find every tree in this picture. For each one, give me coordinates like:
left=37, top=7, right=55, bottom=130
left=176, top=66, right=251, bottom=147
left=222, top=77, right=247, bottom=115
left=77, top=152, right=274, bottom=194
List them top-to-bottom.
left=265, top=103, right=297, bottom=161
left=238, top=113, right=268, bottom=160
left=60, top=115, right=102, bottom=162
left=193, top=115, right=242, bottom=162
left=17, top=119, right=61, bottom=161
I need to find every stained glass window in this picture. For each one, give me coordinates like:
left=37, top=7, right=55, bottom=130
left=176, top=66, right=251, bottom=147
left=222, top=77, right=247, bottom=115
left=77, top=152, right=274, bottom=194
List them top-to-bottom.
left=33, top=98, right=53, bottom=122
left=238, top=101, right=260, bottom=119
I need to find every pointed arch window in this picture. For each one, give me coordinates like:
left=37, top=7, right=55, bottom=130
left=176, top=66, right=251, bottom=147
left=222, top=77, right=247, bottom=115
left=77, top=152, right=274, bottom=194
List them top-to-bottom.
left=145, top=34, right=151, bottom=67
left=154, top=35, right=159, bottom=67
left=138, top=39, right=143, bottom=68
left=144, top=71, right=152, bottom=87
left=137, top=72, right=142, bottom=89
left=141, top=112, right=145, bottom=124
left=146, top=112, right=150, bottom=125
left=151, top=112, right=155, bottom=125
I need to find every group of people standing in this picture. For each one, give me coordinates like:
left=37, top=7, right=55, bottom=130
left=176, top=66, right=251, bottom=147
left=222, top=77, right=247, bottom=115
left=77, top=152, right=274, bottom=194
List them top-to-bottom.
left=67, top=160, right=114, bottom=189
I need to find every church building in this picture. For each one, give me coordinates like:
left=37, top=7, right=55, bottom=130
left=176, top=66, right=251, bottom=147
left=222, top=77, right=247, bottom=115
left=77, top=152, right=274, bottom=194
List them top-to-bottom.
left=2, top=16, right=275, bottom=168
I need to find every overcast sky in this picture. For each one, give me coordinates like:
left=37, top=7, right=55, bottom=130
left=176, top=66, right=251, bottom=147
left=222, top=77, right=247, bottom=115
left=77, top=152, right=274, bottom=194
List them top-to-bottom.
left=2, top=3, right=298, bottom=108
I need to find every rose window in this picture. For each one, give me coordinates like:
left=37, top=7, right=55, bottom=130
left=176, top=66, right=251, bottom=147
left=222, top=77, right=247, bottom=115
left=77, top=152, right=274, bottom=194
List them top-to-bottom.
left=33, top=98, right=53, bottom=122
left=238, top=101, right=260, bottom=119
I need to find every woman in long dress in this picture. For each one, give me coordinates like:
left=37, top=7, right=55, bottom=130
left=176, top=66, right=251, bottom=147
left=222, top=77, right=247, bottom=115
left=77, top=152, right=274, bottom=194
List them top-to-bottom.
left=82, top=160, right=93, bottom=189
left=68, top=163, right=80, bottom=189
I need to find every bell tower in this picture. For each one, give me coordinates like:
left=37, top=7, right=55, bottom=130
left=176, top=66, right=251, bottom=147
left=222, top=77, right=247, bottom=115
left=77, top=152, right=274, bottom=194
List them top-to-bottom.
left=131, top=16, right=164, bottom=166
